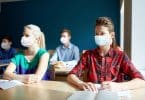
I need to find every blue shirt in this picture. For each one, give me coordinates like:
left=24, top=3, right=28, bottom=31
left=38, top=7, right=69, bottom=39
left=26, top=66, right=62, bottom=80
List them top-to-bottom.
left=50, top=43, right=80, bottom=63
left=0, top=47, right=17, bottom=64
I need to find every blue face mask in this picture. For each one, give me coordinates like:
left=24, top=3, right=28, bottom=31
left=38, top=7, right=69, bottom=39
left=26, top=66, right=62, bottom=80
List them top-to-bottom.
left=94, top=34, right=112, bottom=46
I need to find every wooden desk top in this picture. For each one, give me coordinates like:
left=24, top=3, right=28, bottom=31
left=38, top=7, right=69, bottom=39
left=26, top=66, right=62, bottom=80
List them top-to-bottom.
left=0, top=63, right=9, bottom=67
left=55, top=67, right=72, bottom=75
left=0, top=80, right=145, bottom=100
left=0, top=81, right=79, bottom=100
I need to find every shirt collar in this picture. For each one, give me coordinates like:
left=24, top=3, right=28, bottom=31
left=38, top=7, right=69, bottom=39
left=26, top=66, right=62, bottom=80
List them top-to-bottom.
left=62, top=42, right=72, bottom=49
left=95, top=47, right=114, bottom=57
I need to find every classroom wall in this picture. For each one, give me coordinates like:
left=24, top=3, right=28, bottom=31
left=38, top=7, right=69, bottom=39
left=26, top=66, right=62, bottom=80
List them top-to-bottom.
left=0, top=0, right=120, bottom=51
left=132, top=0, right=145, bottom=70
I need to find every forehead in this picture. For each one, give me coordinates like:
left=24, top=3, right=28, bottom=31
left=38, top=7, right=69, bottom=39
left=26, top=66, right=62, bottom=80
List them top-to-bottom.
left=95, top=25, right=109, bottom=32
left=23, top=27, right=33, bottom=35
left=24, top=27, right=32, bottom=32
left=61, top=32, right=69, bottom=36
left=2, top=39, right=9, bottom=42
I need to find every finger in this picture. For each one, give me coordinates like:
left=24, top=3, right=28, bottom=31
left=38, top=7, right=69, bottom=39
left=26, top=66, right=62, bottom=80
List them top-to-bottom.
left=82, top=83, right=91, bottom=91
left=87, top=83, right=97, bottom=92
left=83, top=84, right=93, bottom=92
left=82, top=85, right=88, bottom=91
left=82, top=86, right=87, bottom=91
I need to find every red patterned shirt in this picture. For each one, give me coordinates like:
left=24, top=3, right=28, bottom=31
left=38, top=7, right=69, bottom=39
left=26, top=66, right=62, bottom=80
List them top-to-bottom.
left=69, top=48, right=144, bottom=83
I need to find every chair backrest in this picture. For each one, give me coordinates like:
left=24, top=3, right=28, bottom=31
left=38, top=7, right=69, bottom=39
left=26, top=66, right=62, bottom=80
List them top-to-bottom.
left=48, top=50, right=55, bottom=57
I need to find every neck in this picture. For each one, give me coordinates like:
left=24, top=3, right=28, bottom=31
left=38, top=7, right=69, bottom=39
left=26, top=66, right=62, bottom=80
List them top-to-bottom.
left=63, top=42, right=70, bottom=48
left=26, top=45, right=39, bottom=55
left=98, top=45, right=110, bottom=57
left=4, top=47, right=10, bottom=51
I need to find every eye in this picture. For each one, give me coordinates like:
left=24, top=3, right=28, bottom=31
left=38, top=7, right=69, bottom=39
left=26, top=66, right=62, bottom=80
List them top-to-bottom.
left=95, top=32, right=104, bottom=36
left=102, top=32, right=107, bottom=35
left=95, top=33, right=98, bottom=35
left=24, top=34, right=29, bottom=37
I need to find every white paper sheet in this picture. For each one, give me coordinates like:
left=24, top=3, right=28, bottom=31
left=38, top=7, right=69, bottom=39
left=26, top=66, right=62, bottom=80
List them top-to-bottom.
left=0, top=80, right=23, bottom=90
left=67, top=89, right=131, bottom=100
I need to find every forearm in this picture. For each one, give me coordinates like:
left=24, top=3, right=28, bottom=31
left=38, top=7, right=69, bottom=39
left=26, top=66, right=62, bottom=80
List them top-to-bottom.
left=3, top=71, right=37, bottom=82
left=3, top=71, right=16, bottom=80
left=3, top=71, right=25, bottom=81
left=67, top=74, right=84, bottom=86
left=67, top=74, right=97, bottom=91
left=119, top=78, right=145, bottom=90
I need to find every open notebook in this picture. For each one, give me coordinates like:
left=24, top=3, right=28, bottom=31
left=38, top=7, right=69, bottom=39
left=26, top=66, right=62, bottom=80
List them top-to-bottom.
left=0, top=80, right=23, bottom=90
left=68, top=84, right=131, bottom=100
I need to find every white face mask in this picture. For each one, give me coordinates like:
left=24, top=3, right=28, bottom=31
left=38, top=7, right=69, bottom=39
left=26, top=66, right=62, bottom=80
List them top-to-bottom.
left=94, top=33, right=112, bottom=46
left=21, top=36, right=35, bottom=47
left=60, top=37, right=69, bottom=44
left=1, top=42, right=11, bottom=50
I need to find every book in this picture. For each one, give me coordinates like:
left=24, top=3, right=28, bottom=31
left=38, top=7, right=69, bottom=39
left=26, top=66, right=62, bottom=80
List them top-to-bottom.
left=0, top=80, right=23, bottom=90
left=68, top=84, right=131, bottom=100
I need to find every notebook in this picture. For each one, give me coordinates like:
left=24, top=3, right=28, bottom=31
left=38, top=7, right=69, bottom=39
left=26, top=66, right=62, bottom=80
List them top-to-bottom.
left=0, top=79, right=23, bottom=90
left=67, top=86, right=131, bottom=100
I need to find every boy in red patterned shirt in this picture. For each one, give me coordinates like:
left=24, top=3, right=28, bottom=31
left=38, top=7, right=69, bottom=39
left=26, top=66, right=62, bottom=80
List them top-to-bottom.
left=67, top=17, right=145, bottom=92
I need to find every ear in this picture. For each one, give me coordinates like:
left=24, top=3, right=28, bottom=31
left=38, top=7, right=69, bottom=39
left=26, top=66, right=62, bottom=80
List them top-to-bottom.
left=110, top=32, right=115, bottom=39
left=69, top=36, right=71, bottom=40
left=36, top=37, right=40, bottom=42
left=9, top=42, right=12, bottom=45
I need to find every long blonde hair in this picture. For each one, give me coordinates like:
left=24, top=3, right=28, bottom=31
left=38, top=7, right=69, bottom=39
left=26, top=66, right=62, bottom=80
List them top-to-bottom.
left=25, top=24, right=46, bottom=49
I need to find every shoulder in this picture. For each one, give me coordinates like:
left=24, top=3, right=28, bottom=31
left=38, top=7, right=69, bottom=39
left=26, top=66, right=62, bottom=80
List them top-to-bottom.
left=70, top=43, right=79, bottom=50
left=56, top=45, right=62, bottom=50
left=9, top=47, right=17, bottom=53
left=10, top=47, right=16, bottom=51
left=38, top=48, right=49, bottom=57
left=38, top=48, right=47, bottom=54
left=81, top=48, right=96, bottom=57
left=110, top=48, right=129, bottom=61
left=112, top=48, right=125, bottom=56
left=38, top=49, right=49, bottom=60
left=13, top=50, right=24, bottom=57
left=11, top=51, right=25, bottom=63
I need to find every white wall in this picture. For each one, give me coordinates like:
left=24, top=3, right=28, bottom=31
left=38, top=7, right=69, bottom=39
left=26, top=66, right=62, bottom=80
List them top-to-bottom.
left=120, top=0, right=124, bottom=50
left=132, top=0, right=145, bottom=70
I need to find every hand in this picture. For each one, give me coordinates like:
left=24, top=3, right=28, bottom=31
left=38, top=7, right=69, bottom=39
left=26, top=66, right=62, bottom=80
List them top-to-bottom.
left=52, top=61, right=66, bottom=68
left=18, top=74, right=40, bottom=84
left=101, top=81, right=122, bottom=91
left=77, top=82, right=98, bottom=92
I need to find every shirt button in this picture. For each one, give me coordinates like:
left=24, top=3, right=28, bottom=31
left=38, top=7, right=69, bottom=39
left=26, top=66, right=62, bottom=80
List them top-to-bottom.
left=100, top=77, right=104, bottom=81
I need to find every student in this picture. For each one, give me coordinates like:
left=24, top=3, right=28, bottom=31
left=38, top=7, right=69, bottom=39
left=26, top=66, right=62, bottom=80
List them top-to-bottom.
left=67, top=17, right=145, bottom=92
left=3, top=24, right=49, bottom=84
left=50, top=28, right=80, bottom=68
left=0, top=36, right=17, bottom=75
left=0, top=36, right=17, bottom=63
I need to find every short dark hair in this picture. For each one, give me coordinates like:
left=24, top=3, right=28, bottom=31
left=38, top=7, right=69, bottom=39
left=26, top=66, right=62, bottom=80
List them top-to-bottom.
left=96, top=17, right=114, bottom=32
left=60, top=28, right=71, bottom=36
left=2, top=35, right=12, bottom=42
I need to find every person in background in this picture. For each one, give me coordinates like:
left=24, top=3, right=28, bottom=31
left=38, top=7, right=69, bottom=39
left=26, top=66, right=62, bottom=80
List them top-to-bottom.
left=67, top=17, right=145, bottom=92
left=3, top=24, right=49, bottom=83
left=50, top=28, right=80, bottom=69
left=0, top=36, right=17, bottom=75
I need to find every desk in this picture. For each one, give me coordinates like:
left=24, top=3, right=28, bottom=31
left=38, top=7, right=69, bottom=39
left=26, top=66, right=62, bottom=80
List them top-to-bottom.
left=0, top=63, right=9, bottom=67
left=53, top=67, right=73, bottom=81
left=55, top=67, right=72, bottom=75
left=0, top=80, right=145, bottom=100
left=0, top=81, right=79, bottom=100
